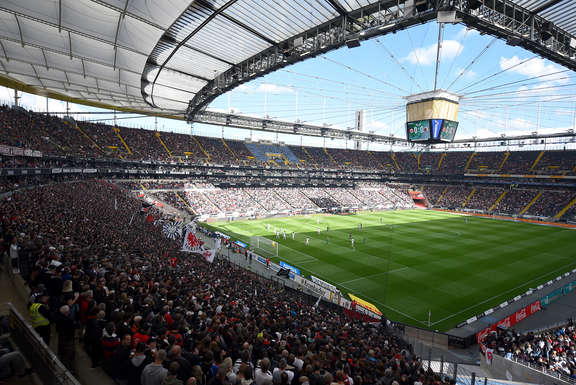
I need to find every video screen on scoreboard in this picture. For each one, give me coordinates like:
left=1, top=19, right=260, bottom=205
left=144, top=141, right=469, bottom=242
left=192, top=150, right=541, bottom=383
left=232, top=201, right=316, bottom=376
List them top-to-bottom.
left=431, top=119, right=444, bottom=140
left=406, top=120, right=431, bottom=141
left=440, top=120, right=458, bottom=142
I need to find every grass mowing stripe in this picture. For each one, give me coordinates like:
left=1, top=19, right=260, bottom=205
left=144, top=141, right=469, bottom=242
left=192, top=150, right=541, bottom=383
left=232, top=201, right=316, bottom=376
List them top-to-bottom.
left=207, top=210, right=576, bottom=331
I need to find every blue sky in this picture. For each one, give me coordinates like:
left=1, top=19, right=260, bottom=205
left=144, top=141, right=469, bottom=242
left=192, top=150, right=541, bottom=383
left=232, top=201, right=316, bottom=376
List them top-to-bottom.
left=2, top=21, right=576, bottom=150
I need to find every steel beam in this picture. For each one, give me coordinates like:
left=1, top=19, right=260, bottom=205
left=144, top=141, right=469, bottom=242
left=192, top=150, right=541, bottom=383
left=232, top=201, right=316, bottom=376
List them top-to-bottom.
left=181, top=0, right=576, bottom=124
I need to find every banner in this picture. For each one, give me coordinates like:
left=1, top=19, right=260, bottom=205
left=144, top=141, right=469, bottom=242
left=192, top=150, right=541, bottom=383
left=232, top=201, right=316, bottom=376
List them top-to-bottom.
left=181, top=230, right=203, bottom=253
left=202, top=238, right=221, bottom=263
left=279, top=261, right=300, bottom=276
left=293, top=275, right=333, bottom=300
left=311, top=275, right=339, bottom=294
left=563, top=280, right=576, bottom=295
left=540, top=288, right=563, bottom=307
left=348, top=293, right=382, bottom=316
left=476, top=300, right=542, bottom=349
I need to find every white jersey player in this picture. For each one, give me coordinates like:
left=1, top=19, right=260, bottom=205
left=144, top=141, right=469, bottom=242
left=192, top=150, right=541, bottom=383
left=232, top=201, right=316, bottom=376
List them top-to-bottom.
left=291, top=232, right=295, bottom=240
left=305, top=237, right=310, bottom=246
left=351, top=238, right=355, bottom=248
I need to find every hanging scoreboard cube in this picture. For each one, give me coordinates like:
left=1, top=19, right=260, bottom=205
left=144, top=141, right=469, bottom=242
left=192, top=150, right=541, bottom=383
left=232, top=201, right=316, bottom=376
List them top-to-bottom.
left=405, top=90, right=460, bottom=143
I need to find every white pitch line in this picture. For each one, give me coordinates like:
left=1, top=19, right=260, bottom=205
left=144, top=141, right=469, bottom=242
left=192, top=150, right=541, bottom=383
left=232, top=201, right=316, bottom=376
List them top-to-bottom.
left=429, top=260, right=576, bottom=327
left=338, top=266, right=409, bottom=285
left=337, top=281, right=428, bottom=326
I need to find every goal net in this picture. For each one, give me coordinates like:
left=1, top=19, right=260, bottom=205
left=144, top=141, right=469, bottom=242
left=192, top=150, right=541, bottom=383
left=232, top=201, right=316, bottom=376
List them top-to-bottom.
left=250, top=236, right=279, bottom=257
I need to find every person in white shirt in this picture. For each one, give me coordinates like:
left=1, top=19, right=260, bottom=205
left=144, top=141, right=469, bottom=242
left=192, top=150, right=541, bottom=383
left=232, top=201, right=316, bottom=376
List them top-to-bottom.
left=254, top=358, right=273, bottom=385
left=272, top=359, right=294, bottom=385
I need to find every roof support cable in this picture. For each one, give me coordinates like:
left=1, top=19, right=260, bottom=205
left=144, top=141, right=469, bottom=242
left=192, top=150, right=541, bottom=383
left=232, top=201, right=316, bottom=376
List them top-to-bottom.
left=446, top=37, right=497, bottom=91
left=320, top=56, right=408, bottom=94
left=455, top=56, right=538, bottom=94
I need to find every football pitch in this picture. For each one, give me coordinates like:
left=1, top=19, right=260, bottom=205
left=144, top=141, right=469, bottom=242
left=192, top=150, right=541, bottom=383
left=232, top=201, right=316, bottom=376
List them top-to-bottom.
left=205, top=210, right=576, bottom=331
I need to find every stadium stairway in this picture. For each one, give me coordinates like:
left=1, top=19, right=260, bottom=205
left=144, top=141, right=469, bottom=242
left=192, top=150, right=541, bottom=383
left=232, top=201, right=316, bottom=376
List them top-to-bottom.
left=73, top=121, right=105, bottom=155
left=112, top=126, right=133, bottom=155
left=155, top=131, right=173, bottom=158
left=192, top=136, right=210, bottom=161
left=221, top=138, right=239, bottom=162
left=301, top=146, right=318, bottom=167
left=323, top=147, right=337, bottom=166
left=367, top=151, right=385, bottom=169
left=498, top=151, right=510, bottom=170
left=529, top=151, right=546, bottom=172
left=436, top=152, right=446, bottom=171
left=390, top=153, right=400, bottom=170
left=464, top=153, right=476, bottom=171
left=435, top=187, right=448, bottom=206
left=462, top=189, right=476, bottom=208
left=174, top=191, right=197, bottom=215
left=273, top=191, right=294, bottom=208
left=488, top=191, right=508, bottom=212
left=519, top=191, right=542, bottom=215
left=554, top=195, right=576, bottom=219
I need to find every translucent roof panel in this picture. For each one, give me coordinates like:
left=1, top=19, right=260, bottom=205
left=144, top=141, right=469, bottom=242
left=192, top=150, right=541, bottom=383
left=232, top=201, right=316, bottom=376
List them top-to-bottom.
left=2, top=0, right=573, bottom=118
left=510, top=0, right=576, bottom=35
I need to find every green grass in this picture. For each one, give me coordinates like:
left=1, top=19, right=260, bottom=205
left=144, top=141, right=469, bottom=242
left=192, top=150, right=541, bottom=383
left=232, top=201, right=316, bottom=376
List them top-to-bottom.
left=205, top=210, right=576, bottom=331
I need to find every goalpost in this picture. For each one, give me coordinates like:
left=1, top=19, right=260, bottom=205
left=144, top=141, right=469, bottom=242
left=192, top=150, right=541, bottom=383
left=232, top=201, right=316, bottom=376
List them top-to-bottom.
left=250, top=236, right=279, bottom=257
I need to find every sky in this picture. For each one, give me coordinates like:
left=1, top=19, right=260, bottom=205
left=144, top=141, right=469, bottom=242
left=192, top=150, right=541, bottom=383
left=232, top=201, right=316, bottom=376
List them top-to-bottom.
left=2, top=21, right=576, bottom=151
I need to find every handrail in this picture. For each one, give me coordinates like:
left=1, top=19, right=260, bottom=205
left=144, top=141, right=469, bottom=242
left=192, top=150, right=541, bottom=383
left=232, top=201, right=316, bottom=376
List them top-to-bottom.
left=7, top=302, right=81, bottom=385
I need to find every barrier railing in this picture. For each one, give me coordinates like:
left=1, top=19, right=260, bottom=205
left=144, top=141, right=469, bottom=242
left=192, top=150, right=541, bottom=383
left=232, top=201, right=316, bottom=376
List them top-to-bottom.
left=7, top=303, right=81, bottom=385
left=504, top=355, right=575, bottom=384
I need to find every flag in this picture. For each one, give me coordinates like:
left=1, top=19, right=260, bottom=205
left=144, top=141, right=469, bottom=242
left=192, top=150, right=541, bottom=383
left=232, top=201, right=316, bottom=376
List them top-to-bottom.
left=146, top=214, right=154, bottom=223
left=162, top=220, right=183, bottom=240
left=181, top=229, right=203, bottom=253
left=202, top=238, right=221, bottom=263
left=312, top=296, right=321, bottom=310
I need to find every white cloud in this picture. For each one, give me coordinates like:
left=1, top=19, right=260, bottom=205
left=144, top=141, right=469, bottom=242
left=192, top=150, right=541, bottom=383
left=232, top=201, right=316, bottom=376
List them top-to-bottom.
left=456, top=26, right=479, bottom=39
left=402, top=40, right=464, bottom=66
left=499, top=56, right=568, bottom=84
left=456, top=67, right=477, bottom=79
left=234, top=82, right=294, bottom=95
left=256, top=83, right=294, bottom=94
left=365, top=119, right=390, bottom=132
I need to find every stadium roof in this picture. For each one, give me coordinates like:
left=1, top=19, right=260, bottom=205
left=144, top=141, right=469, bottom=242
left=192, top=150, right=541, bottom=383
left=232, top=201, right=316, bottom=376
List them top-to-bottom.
left=0, top=0, right=575, bottom=120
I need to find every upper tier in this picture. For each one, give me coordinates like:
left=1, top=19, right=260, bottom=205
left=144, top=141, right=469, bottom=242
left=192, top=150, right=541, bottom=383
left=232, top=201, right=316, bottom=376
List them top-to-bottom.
left=1, top=105, right=575, bottom=176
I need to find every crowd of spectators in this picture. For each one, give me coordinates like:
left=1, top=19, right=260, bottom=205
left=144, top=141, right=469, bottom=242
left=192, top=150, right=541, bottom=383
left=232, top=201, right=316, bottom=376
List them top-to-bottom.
left=2, top=105, right=576, bottom=175
left=0, top=180, right=456, bottom=385
left=464, top=188, right=504, bottom=211
left=243, top=189, right=292, bottom=211
left=494, top=189, right=539, bottom=215
left=522, top=190, right=575, bottom=217
left=483, top=321, right=576, bottom=380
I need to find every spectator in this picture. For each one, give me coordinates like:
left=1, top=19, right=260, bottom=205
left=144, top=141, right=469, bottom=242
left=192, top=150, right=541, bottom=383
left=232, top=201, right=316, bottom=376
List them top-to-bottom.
left=55, top=304, right=77, bottom=372
left=142, top=349, right=168, bottom=385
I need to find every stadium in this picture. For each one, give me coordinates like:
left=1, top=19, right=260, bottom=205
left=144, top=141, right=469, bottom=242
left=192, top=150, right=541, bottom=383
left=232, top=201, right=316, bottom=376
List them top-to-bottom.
left=0, top=1, right=576, bottom=385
